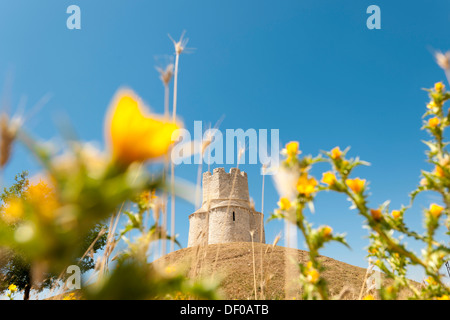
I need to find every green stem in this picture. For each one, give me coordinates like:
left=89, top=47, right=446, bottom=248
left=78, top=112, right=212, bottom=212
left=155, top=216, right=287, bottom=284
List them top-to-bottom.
left=295, top=203, right=328, bottom=300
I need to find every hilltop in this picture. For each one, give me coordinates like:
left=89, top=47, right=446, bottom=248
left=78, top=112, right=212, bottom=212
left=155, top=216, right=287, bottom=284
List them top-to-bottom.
left=154, top=242, right=418, bottom=300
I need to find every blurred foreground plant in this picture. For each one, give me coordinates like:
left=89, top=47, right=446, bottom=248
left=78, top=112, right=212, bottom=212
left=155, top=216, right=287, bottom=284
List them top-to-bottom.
left=0, top=85, right=219, bottom=299
left=0, top=171, right=107, bottom=299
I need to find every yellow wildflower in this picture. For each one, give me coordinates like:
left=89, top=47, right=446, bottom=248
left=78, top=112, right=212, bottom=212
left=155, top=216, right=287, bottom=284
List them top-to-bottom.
left=435, top=82, right=445, bottom=93
left=105, top=90, right=180, bottom=166
left=427, top=101, right=437, bottom=110
left=428, top=117, right=440, bottom=128
left=285, top=141, right=300, bottom=159
left=330, top=147, right=342, bottom=160
left=435, top=155, right=449, bottom=178
left=435, top=165, right=445, bottom=178
left=321, top=171, right=337, bottom=186
left=296, top=174, right=318, bottom=197
left=345, top=178, right=366, bottom=194
left=26, top=181, right=59, bottom=220
left=140, top=190, right=157, bottom=205
left=278, top=197, right=292, bottom=211
left=2, top=198, right=24, bottom=224
left=429, top=203, right=444, bottom=218
left=370, top=208, right=382, bottom=221
left=391, top=210, right=402, bottom=219
left=321, top=225, right=333, bottom=238
left=304, top=261, right=320, bottom=283
left=165, top=265, right=176, bottom=275
left=306, top=268, right=320, bottom=284
left=425, top=276, right=438, bottom=286
left=8, top=284, right=17, bottom=292
left=386, top=286, right=395, bottom=294
left=62, top=292, right=77, bottom=300
left=363, top=294, right=375, bottom=300
left=437, top=295, right=450, bottom=300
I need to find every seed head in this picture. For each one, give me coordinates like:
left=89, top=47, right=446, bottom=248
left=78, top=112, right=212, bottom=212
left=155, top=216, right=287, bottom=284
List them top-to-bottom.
left=435, top=51, right=450, bottom=70
left=156, top=64, right=174, bottom=87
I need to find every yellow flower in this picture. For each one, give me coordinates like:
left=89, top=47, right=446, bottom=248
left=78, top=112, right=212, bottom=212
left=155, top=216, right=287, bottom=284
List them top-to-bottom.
left=435, top=82, right=445, bottom=93
left=106, top=90, right=180, bottom=166
left=427, top=101, right=437, bottom=110
left=428, top=117, right=440, bottom=128
left=285, top=141, right=300, bottom=159
left=330, top=147, right=342, bottom=160
left=435, top=155, right=449, bottom=178
left=435, top=165, right=445, bottom=178
left=321, top=171, right=337, bottom=186
left=296, top=174, right=318, bottom=197
left=345, top=178, right=366, bottom=194
left=26, top=181, right=59, bottom=220
left=140, top=190, right=157, bottom=205
left=278, top=197, right=292, bottom=211
left=2, top=198, right=24, bottom=224
left=429, top=203, right=444, bottom=218
left=370, top=208, right=382, bottom=221
left=391, top=210, right=402, bottom=219
left=321, top=225, right=333, bottom=238
left=304, top=261, right=320, bottom=283
left=165, top=265, right=176, bottom=275
left=306, top=268, right=320, bottom=284
left=425, top=276, right=438, bottom=286
left=8, top=284, right=17, bottom=292
left=386, top=286, right=395, bottom=294
left=62, top=292, right=77, bottom=300
left=363, top=294, right=375, bottom=300
left=437, top=295, right=450, bottom=300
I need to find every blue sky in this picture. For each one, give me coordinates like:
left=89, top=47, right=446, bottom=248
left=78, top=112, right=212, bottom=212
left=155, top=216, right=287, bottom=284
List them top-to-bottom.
left=1, top=0, right=450, bottom=285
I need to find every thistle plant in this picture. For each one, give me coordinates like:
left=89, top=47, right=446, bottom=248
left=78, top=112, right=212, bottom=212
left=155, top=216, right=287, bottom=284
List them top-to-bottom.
left=271, top=77, right=450, bottom=299
left=0, top=84, right=220, bottom=299
left=270, top=142, right=349, bottom=300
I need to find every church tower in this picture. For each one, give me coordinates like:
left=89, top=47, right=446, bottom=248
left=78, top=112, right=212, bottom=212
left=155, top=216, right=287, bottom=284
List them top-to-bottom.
left=187, top=167, right=265, bottom=247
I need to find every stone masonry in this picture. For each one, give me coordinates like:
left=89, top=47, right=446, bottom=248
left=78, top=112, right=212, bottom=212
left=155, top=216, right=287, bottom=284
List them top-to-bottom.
left=187, top=167, right=265, bottom=247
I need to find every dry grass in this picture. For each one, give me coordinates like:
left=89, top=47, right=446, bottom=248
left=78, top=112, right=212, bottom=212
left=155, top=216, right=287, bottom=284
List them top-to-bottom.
left=47, top=242, right=419, bottom=300
left=154, top=242, right=419, bottom=300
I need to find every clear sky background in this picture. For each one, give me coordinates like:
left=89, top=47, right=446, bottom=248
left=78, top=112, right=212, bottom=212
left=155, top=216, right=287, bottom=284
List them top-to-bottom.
left=1, top=0, right=450, bottom=285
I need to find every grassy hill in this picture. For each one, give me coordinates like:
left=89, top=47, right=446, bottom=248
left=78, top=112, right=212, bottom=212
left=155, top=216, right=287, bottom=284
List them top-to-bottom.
left=48, top=242, right=418, bottom=300
left=154, top=242, right=418, bottom=300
